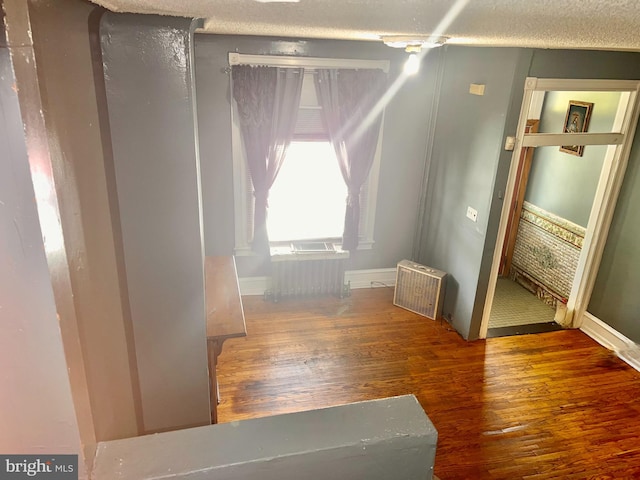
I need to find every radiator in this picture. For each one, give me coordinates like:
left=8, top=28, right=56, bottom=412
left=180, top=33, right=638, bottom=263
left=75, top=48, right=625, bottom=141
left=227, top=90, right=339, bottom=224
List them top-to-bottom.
left=268, top=245, right=350, bottom=301
left=393, top=260, right=446, bottom=320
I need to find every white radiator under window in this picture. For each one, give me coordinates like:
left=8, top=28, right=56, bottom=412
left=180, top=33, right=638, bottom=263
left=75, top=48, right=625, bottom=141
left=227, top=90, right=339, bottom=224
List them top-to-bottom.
left=268, top=244, right=350, bottom=301
left=394, top=260, right=447, bottom=320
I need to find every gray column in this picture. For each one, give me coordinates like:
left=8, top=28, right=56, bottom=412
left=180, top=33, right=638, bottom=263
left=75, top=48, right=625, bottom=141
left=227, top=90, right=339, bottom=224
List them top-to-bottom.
left=100, top=12, right=210, bottom=432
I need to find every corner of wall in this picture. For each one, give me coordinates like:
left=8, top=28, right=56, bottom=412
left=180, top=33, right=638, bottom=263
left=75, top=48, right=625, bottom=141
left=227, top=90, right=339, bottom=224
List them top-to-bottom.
left=471, top=48, right=532, bottom=340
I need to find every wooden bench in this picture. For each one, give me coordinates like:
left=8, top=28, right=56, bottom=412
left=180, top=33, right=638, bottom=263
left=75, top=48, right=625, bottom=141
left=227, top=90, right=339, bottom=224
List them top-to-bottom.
left=205, top=256, right=247, bottom=424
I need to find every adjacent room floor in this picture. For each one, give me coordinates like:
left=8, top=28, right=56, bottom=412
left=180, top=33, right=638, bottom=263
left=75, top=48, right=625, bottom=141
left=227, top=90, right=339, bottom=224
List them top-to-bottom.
left=487, top=277, right=563, bottom=337
left=217, top=288, right=640, bottom=479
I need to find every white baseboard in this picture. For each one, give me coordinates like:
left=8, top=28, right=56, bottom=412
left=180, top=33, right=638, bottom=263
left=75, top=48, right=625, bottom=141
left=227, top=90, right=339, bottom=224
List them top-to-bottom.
left=238, top=268, right=396, bottom=296
left=346, top=268, right=396, bottom=290
left=580, top=312, right=640, bottom=372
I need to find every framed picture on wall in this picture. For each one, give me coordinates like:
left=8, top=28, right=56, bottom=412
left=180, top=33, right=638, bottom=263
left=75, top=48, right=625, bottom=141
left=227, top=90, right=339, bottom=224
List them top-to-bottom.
left=560, top=100, right=594, bottom=156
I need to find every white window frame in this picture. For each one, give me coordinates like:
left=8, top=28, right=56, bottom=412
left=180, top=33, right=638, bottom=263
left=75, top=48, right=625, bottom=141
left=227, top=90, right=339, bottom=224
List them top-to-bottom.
left=229, top=53, right=389, bottom=256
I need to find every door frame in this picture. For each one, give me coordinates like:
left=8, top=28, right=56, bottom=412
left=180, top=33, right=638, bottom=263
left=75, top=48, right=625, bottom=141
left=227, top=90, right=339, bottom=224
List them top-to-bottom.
left=480, top=77, right=640, bottom=338
left=499, top=119, right=539, bottom=277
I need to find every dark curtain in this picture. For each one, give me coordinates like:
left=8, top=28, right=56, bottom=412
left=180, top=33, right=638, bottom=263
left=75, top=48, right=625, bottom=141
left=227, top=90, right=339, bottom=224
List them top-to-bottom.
left=231, top=65, right=304, bottom=253
left=314, top=68, right=387, bottom=251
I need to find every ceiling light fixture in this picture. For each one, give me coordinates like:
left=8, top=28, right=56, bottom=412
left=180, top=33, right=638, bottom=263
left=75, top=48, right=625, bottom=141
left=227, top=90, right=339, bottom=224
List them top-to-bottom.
left=381, top=35, right=448, bottom=51
left=381, top=36, right=447, bottom=75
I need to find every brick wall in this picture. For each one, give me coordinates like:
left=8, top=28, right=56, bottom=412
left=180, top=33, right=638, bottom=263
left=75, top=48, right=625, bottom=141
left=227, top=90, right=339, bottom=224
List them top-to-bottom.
left=511, top=202, right=585, bottom=306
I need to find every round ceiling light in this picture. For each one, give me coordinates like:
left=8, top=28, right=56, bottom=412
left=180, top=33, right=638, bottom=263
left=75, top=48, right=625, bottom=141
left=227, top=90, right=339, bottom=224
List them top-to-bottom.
left=381, top=35, right=448, bottom=51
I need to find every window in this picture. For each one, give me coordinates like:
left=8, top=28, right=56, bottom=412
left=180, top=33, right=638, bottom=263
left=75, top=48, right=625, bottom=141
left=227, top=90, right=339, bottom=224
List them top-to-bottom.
left=230, top=54, right=388, bottom=255
left=267, top=141, right=346, bottom=242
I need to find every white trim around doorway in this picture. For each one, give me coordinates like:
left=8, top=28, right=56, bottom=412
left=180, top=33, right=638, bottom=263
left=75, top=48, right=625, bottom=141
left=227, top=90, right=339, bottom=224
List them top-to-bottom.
left=480, top=77, right=640, bottom=339
left=581, top=312, right=640, bottom=373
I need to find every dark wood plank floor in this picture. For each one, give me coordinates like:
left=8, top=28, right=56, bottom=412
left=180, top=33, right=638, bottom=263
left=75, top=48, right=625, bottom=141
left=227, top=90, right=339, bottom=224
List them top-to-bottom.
left=216, top=288, right=640, bottom=479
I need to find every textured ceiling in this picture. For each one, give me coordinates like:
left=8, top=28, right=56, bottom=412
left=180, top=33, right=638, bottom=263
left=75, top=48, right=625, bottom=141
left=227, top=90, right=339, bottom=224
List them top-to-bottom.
left=90, top=0, right=640, bottom=52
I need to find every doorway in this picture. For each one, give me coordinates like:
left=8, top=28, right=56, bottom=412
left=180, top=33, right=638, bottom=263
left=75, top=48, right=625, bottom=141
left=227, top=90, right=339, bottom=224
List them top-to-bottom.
left=481, top=78, right=640, bottom=339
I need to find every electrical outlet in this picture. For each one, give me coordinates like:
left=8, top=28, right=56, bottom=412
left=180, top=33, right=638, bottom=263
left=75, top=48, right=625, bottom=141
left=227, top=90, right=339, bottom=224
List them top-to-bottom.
left=466, top=206, right=478, bottom=222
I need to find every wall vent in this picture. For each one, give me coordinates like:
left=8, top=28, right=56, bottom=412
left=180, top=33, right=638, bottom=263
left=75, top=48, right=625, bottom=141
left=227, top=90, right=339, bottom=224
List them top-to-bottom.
left=393, top=260, right=446, bottom=320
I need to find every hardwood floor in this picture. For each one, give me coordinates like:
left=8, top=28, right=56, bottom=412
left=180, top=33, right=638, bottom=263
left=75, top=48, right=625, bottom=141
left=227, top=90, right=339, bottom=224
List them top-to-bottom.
left=216, top=288, right=640, bottom=479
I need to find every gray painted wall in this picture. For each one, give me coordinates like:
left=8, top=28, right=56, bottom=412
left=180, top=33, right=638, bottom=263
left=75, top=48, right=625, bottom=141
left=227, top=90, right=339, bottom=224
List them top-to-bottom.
left=100, top=13, right=210, bottom=433
left=0, top=26, right=83, bottom=464
left=194, top=35, right=439, bottom=276
left=196, top=38, right=640, bottom=342
left=416, top=46, right=526, bottom=339
left=419, top=47, right=640, bottom=340
left=525, top=90, right=621, bottom=227
left=589, top=123, right=640, bottom=342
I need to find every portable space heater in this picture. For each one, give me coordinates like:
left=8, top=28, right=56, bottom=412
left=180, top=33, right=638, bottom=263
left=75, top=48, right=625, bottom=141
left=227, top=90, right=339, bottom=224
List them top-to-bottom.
left=393, top=260, right=447, bottom=320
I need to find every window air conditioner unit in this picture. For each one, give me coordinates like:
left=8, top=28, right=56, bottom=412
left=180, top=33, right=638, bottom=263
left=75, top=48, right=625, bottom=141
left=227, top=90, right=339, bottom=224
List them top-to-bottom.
left=393, top=260, right=447, bottom=320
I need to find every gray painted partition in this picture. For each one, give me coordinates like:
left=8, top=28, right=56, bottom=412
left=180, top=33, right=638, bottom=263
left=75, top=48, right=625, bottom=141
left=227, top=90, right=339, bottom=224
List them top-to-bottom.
left=100, top=13, right=210, bottom=432
left=416, top=46, right=526, bottom=339
left=93, top=395, right=437, bottom=480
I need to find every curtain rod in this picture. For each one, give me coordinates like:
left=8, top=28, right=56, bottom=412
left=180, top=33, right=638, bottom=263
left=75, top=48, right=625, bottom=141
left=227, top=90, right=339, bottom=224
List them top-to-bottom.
left=228, top=52, right=390, bottom=73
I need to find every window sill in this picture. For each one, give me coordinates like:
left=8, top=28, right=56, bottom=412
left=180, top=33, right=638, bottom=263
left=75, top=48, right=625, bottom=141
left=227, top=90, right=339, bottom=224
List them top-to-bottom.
left=233, top=239, right=374, bottom=257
